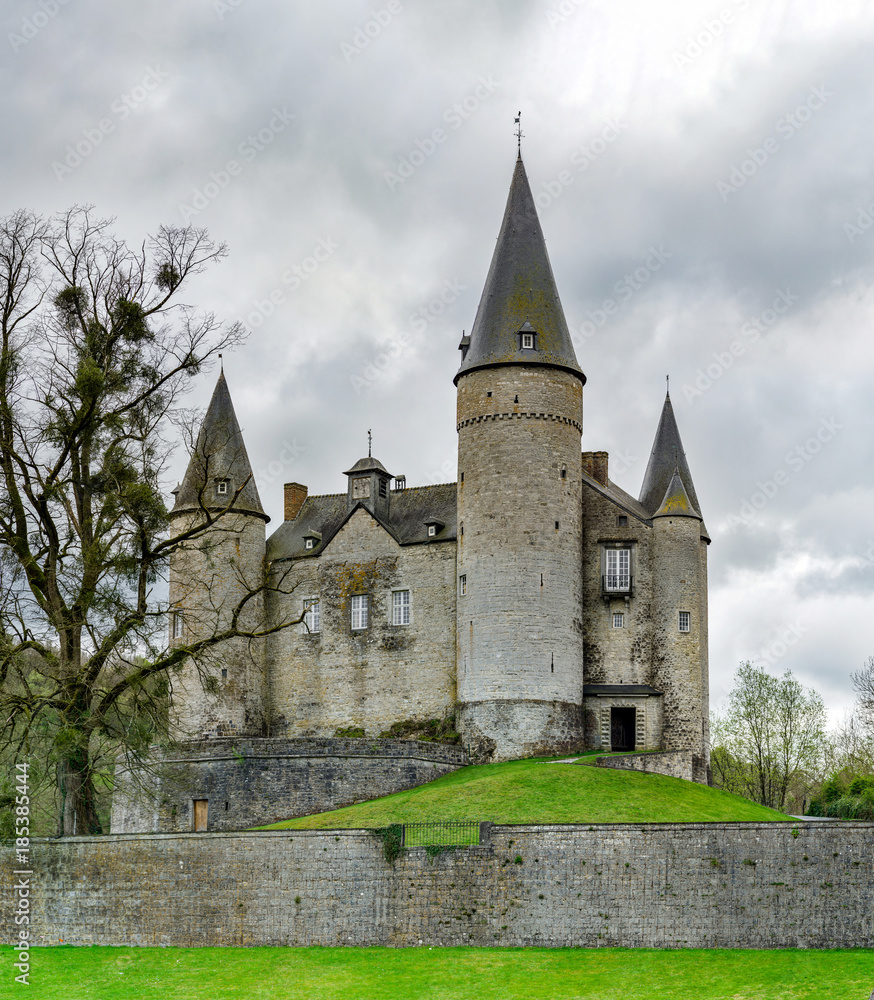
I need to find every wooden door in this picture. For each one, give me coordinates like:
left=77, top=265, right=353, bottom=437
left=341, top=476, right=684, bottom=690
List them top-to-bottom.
left=193, top=799, right=208, bottom=832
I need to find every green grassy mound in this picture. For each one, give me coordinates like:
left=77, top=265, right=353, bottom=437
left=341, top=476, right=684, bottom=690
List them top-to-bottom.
left=257, top=755, right=792, bottom=829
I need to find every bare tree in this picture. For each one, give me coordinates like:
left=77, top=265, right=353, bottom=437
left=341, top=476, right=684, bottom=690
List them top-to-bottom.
left=0, top=207, right=299, bottom=836
left=850, top=655, right=874, bottom=735
left=710, top=662, right=828, bottom=812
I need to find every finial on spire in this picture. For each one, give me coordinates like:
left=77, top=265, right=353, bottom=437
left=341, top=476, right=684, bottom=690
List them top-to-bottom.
left=514, top=111, right=524, bottom=157
left=219, top=352, right=224, bottom=374
left=666, top=373, right=669, bottom=396
left=367, top=428, right=372, bottom=458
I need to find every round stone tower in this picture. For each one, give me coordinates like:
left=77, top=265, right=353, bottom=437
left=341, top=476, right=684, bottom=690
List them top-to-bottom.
left=455, top=155, right=587, bottom=761
left=168, top=371, right=269, bottom=739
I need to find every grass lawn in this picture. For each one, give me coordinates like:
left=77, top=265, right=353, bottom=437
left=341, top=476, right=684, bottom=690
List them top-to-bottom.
left=257, top=755, right=793, bottom=829
left=4, top=946, right=872, bottom=999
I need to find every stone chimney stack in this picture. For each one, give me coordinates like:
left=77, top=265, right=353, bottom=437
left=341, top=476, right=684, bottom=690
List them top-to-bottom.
left=592, top=451, right=608, bottom=486
left=284, top=482, right=308, bottom=522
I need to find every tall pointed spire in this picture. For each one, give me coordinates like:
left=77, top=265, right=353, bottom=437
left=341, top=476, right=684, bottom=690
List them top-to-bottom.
left=455, top=156, right=584, bottom=385
left=172, top=371, right=268, bottom=520
left=639, top=391, right=703, bottom=520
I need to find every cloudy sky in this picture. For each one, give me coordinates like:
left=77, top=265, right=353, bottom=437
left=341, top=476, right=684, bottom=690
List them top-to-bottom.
left=3, top=0, right=873, bottom=721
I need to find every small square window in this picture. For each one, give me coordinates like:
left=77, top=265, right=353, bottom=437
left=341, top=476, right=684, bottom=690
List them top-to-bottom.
left=521, top=333, right=534, bottom=349
left=216, top=480, right=228, bottom=496
left=617, top=515, right=628, bottom=527
left=428, top=525, right=436, bottom=537
left=305, top=538, right=314, bottom=550
left=459, top=574, right=467, bottom=596
left=392, top=590, right=410, bottom=626
left=351, top=595, right=368, bottom=630
left=303, top=598, right=320, bottom=634
left=679, top=611, right=691, bottom=633
left=612, top=612, right=625, bottom=629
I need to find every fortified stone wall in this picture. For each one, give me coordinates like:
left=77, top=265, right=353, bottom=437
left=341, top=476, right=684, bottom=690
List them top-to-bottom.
left=265, top=509, right=457, bottom=736
left=110, top=738, right=467, bottom=833
left=591, top=749, right=695, bottom=781
left=12, top=823, right=872, bottom=948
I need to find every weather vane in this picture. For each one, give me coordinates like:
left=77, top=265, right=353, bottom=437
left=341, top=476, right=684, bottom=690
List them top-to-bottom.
left=514, top=111, right=524, bottom=155
left=666, top=373, right=669, bottom=395
left=367, top=428, right=372, bottom=458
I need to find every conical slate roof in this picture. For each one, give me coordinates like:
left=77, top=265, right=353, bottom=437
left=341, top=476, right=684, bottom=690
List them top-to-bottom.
left=455, top=156, right=585, bottom=385
left=172, top=371, right=267, bottom=520
left=639, top=392, right=702, bottom=518
left=653, top=467, right=701, bottom=519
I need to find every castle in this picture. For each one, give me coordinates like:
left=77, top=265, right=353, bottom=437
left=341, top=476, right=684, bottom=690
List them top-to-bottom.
left=112, top=153, right=711, bottom=834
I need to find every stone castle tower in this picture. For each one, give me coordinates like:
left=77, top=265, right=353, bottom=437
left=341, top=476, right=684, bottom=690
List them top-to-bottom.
left=455, top=154, right=586, bottom=760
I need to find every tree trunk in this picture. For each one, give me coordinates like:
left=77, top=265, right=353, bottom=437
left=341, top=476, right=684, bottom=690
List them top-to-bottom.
left=57, top=751, right=103, bottom=837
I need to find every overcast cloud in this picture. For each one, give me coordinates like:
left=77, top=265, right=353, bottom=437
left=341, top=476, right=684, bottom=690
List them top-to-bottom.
left=3, top=0, right=873, bottom=720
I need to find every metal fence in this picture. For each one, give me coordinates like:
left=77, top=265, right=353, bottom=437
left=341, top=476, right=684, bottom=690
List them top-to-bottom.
left=401, top=820, right=483, bottom=847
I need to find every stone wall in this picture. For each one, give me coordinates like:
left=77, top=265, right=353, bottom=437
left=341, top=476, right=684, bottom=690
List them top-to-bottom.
left=265, top=510, right=457, bottom=736
left=110, top=738, right=467, bottom=833
left=591, top=749, right=695, bottom=781
left=11, top=822, right=873, bottom=948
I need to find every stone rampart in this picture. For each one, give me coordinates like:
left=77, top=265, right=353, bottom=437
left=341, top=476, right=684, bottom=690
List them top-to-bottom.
left=110, top=737, right=467, bottom=833
left=591, top=749, right=695, bottom=781
left=10, top=822, right=873, bottom=948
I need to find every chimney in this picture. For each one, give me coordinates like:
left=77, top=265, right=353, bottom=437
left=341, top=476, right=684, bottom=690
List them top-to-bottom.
left=592, top=451, right=609, bottom=486
left=581, top=452, right=594, bottom=478
left=284, top=482, right=308, bottom=522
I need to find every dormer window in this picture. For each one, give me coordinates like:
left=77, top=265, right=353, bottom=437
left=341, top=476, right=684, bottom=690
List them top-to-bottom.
left=518, top=322, right=537, bottom=350
left=216, top=479, right=229, bottom=496
left=424, top=517, right=444, bottom=538
left=428, top=525, right=436, bottom=537
left=302, top=530, right=322, bottom=552
left=305, top=539, right=314, bottom=549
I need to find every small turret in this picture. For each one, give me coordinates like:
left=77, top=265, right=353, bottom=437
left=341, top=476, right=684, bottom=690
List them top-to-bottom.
left=168, top=370, right=269, bottom=739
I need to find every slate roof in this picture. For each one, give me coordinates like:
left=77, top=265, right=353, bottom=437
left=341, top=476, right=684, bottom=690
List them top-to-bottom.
left=455, top=155, right=585, bottom=385
left=172, top=371, right=267, bottom=520
left=638, top=392, right=702, bottom=516
left=581, top=468, right=652, bottom=524
left=653, top=468, right=701, bottom=520
left=267, top=482, right=458, bottom=561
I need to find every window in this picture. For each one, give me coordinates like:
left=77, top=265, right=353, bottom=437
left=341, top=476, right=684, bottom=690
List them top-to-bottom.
left=521, top=332, right=534, bottom=349
left=379, top=478, right=388, bottom=498
left=216, top=480, right=228, bottom=496
left=617, top=515, right=628, bottom=527
left=428, top=525, right=436, bottom=537
left=305, top=538, right=314, bottom=550
left=605, top=548, right=631, bottom=592
left=459, top=574, right=467, bottom=596
left=392, top=590, right=410, bottom=626
left=351, top=595, right=368, bottom=630
left=303, top=598, right=320, bottom=633
left=171, top=610, right=184, bottom=639
left=679, top=611, right=691, bottom=633
left=612, top=612, right=625, bottom=629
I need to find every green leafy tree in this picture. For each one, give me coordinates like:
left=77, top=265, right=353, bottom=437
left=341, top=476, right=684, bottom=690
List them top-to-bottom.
left=0, top=207, right=298, bottom=836
left=711, top=662, right=828, bottom=812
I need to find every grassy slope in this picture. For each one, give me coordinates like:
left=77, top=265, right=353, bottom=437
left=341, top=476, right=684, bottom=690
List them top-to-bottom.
left=257, top=756, right=792, bottom=829
left=7, top=946, right=873, bottom=1000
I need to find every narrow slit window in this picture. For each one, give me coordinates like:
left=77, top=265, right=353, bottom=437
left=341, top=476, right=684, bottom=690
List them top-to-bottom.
left=459, top=574, right=467, bottom=596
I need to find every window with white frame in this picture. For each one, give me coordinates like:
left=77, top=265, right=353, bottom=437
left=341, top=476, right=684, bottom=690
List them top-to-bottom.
left=521, top=332, right=534, bottom=349
left=216, top=480, right=228, bottom=496
left=427, top=525, right=436, bottom=537
left=605, top=548, right=631, bottom=591
left=459, top=574, right=467, bottom=596
left=392, top=590, right=410, bottom=626
left=351, top=594, right=369, bottom=630
left=302, top=597, right=320, bottom=634
left=171, top=610, right=184, bottom=639
left=678, top=611, right=691, bottom=633
left=612, top=612, right=625, bottom=629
